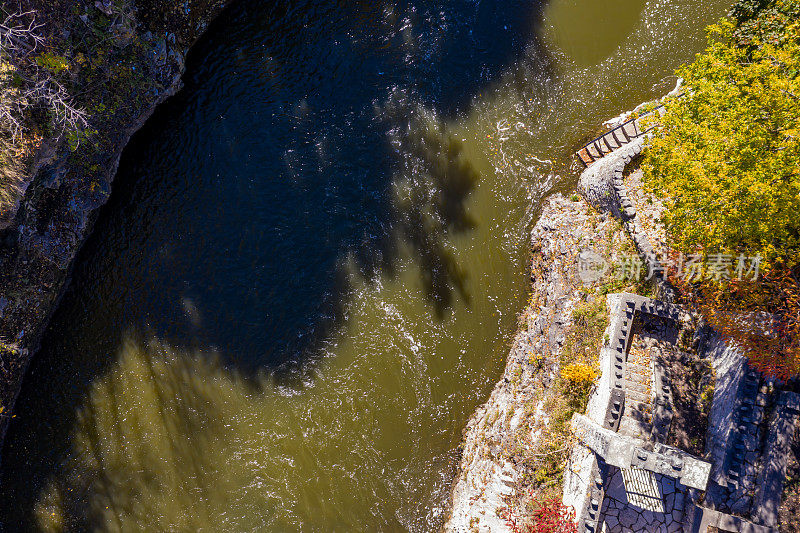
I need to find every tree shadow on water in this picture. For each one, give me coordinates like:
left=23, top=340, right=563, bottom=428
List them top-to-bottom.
left=1, top=0, right=554, bottom=523
left=381, top=92, right=478, bottom=318
left=274, top=93, right=480, bottom=377
left=280, top=111, right=479, bottom=373
left=13, top=337, right=253, bottom=532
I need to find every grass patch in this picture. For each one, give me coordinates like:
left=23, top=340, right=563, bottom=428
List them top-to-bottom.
left=0, top=136, right=25, bottom=216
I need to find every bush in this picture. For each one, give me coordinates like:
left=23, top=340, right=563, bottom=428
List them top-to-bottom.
left=730, top=0, right=800, bottom=47
left=642, top=1, right=800, bottom=378
left=34, top=52, right=69, bottom=75
left=523, top=298, right=605, bottom=486
left=561, top=363, right=597, bottom=386
left=506, top=495, right=578, bottom=533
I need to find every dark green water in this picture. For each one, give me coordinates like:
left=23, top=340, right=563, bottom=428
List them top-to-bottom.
left=1, top=0, right=730, bottom=531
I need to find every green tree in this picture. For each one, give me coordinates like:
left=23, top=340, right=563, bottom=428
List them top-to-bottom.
left=642, top=0, right=800, bottom=378
left=643, top=12, right=800, bottom=270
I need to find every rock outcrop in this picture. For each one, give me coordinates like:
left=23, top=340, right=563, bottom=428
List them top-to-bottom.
left=0, top=1, right=230, bottom=448
left=445, top=194, right=626, bottom=532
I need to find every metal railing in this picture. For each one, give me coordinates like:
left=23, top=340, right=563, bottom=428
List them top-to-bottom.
left=575, top=98, right=676, bottom=167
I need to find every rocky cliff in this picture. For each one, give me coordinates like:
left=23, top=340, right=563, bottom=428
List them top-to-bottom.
left=0, top=0, right=230, bottom=447
left=445, top=194, right=632, bottom=532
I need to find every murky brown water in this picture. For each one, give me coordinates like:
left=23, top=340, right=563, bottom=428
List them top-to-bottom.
left=2, top=0, right=730, bottom=531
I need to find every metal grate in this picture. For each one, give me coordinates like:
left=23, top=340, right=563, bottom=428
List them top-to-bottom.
left=621, top=467, right=664, bottom=513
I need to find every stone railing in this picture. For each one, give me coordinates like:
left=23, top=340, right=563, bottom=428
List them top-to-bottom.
left=578, top=133, right=676, bottom=302
left=567, top=293, right=693, bottom=532
left=571, top=414, right=711, bottom=491
left=684, top=504, right=777, bottom=533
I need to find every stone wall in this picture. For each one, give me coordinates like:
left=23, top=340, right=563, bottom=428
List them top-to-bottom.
left=753, top=392, right=800, bottom=527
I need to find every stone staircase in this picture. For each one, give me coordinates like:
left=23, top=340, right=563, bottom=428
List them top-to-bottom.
left=575, top=99, right=674, bottom=167
left=573, top=294, right=713, bottom=533
left=618, top=338, right=654, bottom=440
left=723, top=367, right=772, bottom=515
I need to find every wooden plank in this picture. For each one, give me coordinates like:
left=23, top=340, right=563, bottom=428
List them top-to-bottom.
left=623, top=123, right=637, bottom=139
left=578, top=148, right=593, bottom=166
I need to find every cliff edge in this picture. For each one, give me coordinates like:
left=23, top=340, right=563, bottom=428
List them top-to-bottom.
left=0, top=0, right=230, bottom=448
left=445, top=194, right=634, bottom=532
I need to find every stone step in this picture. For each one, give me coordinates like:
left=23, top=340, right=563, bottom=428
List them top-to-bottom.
left=610, top=129, right=628, bottom=148
left=600, top=136, right=615, bottom=152
left=593, top=141, right=610, bottom=156
left=627, top=351, right=651, bottom=368
left=626, top=362, right=651, bottom=377
left=626, top=376, right=651, bottom=390
left=623, top=379, right=651, bottom=396
left=625, top=389, right=652, bottom=405
left=624, top=405, right=653, bottom=423
left=618, top=417, right=652, bottom=439
left=729, top=493, right=754, bottom=516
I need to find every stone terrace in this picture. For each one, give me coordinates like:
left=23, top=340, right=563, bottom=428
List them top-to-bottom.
left=574, top=101, right=800, bottom=533
left=565, top=291, right=800, bottom=533
left=566, top=293, right=709, bottom=533
left=600, top=466, right=686, bottom=532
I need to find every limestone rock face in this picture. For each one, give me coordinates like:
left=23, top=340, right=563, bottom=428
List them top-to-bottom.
left=0, top=1, right=230, bottom=449
left=444, top=194, right=624, bottom=532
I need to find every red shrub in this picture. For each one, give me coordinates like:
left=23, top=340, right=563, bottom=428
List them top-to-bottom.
left=506, top=497, right=578, bottom=533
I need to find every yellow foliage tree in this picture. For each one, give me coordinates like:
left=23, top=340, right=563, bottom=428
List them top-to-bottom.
left=643, top=0, right=800, bottom=378
left=560, top=363, right=597, bottom=386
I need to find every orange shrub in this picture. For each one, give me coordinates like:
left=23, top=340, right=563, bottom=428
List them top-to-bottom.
left=560, top=363, right=597, bottom=386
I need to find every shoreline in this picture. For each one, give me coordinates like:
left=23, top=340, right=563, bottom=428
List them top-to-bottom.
left=0, top=1, right=231, bottom=451
left=445, top=85, right=799, bottom=531
left=443, top=99, right=666, bottom=531
left=444, top=192, right=633, bottom=532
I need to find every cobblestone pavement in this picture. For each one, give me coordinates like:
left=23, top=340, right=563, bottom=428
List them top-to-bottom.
left=600, top=466, right=687, bottom=533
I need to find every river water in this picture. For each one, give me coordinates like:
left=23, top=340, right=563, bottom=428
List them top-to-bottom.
left=1, top=0, right=729, bottom=531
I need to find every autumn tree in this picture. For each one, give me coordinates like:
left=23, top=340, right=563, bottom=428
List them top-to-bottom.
left=642, top=0, right=800, bottom=378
